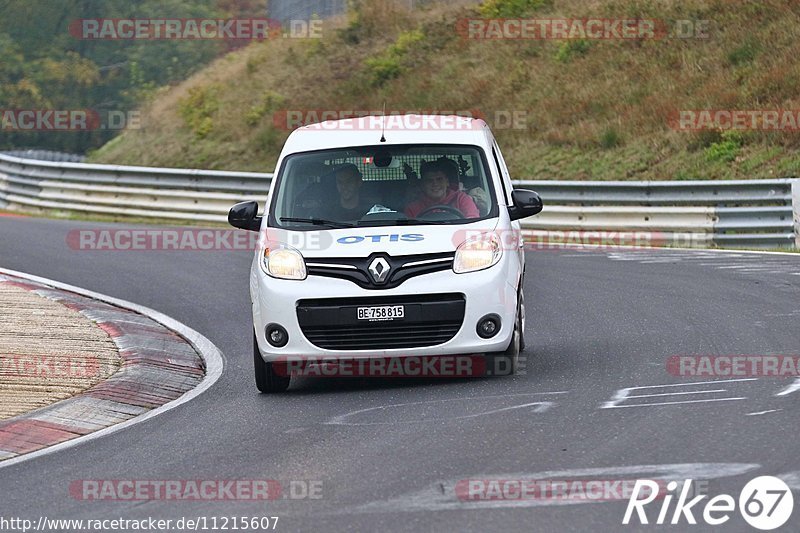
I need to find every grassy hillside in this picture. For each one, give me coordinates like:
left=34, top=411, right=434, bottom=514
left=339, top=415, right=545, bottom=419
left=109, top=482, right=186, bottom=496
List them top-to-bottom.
left=91, top=0, right=800, bottom=180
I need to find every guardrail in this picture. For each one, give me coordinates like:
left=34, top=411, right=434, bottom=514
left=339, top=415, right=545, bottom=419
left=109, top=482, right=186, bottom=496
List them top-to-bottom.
left=1, top=150, right=86, bottom=163
left=1, top=153, right=798, bottom=248
left=0, top=154, right=269, bottom=223
left=518, top=179, right=798, bottom=249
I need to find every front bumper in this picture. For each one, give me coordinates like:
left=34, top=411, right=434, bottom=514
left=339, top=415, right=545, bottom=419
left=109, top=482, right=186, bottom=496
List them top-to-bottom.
left=252, top=261, right=519, bottom=362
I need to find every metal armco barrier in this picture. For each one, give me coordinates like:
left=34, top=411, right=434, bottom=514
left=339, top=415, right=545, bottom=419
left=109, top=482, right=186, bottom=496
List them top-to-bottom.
left=1, top=150, right=86, bottom=163
left=0, top=153, right=797, bottom=249
left=0, top=154, right=268, bottom=223
left=519, top=179, right=798, bottom=249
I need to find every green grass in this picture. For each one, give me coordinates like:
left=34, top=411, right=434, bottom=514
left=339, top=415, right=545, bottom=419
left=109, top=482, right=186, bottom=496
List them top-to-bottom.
left=90, top=0, right=800, bottom=181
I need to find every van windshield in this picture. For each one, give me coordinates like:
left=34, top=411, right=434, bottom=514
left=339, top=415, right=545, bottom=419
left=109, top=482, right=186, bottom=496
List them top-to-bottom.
left=269, top=145, right=497, bottom=229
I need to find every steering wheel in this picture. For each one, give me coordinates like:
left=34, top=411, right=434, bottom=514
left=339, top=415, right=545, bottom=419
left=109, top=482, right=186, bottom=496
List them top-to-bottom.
left=417, top=205, right=464, bottom=219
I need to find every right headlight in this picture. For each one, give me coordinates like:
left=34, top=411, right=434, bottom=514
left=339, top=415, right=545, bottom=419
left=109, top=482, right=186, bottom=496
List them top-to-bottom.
left=453, top=233, right=502, bottom=274
left=260, top=245, right=307, bottom=280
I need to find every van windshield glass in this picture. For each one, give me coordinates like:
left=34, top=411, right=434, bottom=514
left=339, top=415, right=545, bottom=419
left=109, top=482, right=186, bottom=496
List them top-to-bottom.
left=269, top=145, right=496, bottom=229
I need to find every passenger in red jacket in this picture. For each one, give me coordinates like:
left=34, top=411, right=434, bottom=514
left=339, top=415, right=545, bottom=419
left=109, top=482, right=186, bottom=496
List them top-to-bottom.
left=405, top=159, right=480, bottom=219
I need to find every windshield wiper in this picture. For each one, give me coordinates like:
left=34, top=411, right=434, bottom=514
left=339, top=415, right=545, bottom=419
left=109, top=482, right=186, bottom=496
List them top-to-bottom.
left=279, top=217, right=356, bottom=229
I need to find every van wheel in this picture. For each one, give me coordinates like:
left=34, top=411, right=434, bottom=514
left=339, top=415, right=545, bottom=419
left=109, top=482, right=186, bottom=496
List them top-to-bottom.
left=518, top=289, right=526, bottom=353
left=487, top=295, right=522, bottom=376
left=253, top=333, right=290, bottom=393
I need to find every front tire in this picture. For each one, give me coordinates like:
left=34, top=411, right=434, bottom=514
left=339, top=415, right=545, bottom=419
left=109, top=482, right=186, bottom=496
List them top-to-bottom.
left=253, top=333, right=290, bottom=393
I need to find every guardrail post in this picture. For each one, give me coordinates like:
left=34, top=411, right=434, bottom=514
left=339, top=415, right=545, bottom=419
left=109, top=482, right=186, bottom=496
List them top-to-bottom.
left=793, top=178, right=800, bottom=249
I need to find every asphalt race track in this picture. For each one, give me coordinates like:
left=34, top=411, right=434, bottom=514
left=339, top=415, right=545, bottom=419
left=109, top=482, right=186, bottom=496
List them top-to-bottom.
left=1, top=215, right=798, bottom=532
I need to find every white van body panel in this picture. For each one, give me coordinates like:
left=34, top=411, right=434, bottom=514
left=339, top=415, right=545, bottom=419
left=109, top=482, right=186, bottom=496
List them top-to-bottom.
left=248, top=115, right=527, bottom=364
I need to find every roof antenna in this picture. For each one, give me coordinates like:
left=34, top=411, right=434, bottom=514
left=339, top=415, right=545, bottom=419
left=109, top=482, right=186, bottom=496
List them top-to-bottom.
left=379, top=101, right=387, bottom=143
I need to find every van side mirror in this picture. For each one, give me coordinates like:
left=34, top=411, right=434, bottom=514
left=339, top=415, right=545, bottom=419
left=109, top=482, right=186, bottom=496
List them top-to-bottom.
left=508, top=189, right=543, bottom=221
left=228, top=201, right=262, bottom=231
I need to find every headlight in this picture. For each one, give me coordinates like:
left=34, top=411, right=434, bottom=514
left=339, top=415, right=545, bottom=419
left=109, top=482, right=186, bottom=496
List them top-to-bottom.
left=453, top=233, right=502, bottom=274
left=261, top=246, right=307, bottom=280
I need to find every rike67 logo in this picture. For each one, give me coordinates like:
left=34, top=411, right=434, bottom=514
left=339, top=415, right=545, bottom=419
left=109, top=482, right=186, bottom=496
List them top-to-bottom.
left=623, top=476, right=794, bottom=530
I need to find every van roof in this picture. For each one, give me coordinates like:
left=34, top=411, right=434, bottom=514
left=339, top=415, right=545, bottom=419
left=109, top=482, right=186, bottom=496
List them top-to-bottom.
left=281, top=115, right=492, bottom=154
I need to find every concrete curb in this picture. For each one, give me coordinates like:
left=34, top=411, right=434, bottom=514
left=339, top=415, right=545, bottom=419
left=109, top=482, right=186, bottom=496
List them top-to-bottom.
left=0, top=270, right=224, bottom=467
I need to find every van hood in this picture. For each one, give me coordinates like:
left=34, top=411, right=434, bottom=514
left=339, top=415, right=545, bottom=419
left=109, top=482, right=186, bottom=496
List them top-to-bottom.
left=263, top=219, right=501, bottom=259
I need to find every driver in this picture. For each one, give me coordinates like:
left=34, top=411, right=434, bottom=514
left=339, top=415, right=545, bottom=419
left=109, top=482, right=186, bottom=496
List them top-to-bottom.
left=404, top=159, right=479, bottom=219
left=317, top=163, right=373, bottom=221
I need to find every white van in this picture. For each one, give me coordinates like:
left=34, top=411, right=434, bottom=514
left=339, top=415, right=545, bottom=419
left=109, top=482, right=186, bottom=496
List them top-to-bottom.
left=229, top=115, right=543, bottom=392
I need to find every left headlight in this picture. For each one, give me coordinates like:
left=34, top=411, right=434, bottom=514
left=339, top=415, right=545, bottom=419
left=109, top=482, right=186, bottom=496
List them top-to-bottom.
left=453, top=233, right=502, bottom=274
left=261, top=246, right=307, bottom=280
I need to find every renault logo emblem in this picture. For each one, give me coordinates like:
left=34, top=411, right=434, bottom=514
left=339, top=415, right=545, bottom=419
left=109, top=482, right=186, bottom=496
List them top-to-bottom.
left=368, top=257, right=391, bottom=284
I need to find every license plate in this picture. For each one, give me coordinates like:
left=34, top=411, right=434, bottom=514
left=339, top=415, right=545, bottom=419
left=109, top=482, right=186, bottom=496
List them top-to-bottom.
left=357, top=305, right=405, bottom=321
